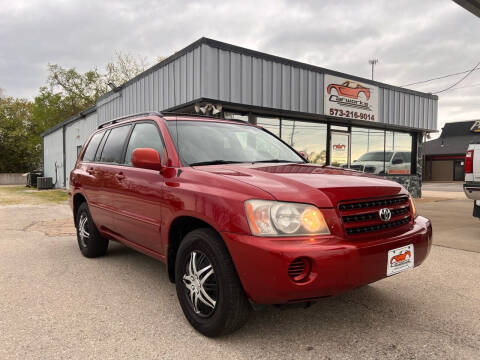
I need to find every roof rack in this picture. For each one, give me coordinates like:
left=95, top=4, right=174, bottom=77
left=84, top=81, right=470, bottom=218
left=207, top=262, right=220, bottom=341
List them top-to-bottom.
left=97, top=111, right=163, bottom=129
left=161, top=111, right=249, bottom=123
left=162, top=111, right=220, bottom=119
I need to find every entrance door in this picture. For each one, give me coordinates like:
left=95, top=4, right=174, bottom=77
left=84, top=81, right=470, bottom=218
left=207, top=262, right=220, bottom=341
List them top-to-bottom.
left=330, top=132, right=350, bottom=168
left=454, top=160, right=464, bottom=181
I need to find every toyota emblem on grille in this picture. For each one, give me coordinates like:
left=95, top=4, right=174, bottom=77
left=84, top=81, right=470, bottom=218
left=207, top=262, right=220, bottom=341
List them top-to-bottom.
left=379, top=208, right=392, bottom=221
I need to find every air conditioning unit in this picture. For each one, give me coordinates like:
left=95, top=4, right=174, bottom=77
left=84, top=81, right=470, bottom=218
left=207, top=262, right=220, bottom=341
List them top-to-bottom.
left=26, top=171, right=43, bottom=187
left=37, top=177, right=53, bottom=190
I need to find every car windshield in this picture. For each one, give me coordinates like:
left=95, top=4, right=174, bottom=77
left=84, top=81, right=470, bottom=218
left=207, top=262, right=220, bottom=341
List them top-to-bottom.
left=167, top=120, right=305, bottom=166
left=357, top=151, right=394, bottom=162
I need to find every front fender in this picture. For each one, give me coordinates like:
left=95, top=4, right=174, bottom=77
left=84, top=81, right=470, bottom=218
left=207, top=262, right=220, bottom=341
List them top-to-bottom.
left=160, top=167, right=275, bottom=247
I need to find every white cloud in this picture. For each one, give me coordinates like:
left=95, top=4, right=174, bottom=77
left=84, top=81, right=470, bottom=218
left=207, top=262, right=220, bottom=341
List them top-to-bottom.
left=0, top=0, right=479, bottom=131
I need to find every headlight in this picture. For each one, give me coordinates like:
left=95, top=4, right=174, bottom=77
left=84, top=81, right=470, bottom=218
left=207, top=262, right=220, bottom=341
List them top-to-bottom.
left=409, top=196, right=417, bottom=218
left=245, top=200, right=330, bottom=236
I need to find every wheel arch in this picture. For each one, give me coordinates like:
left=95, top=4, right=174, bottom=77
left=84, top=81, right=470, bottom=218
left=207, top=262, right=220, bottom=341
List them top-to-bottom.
left=73, top=192, right=87, bottom=226
left=167, top=216, right=223, bottom=283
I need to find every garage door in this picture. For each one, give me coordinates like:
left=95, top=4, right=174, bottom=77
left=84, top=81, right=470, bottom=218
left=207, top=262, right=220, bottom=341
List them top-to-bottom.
left=431, top=160, right=453, bottom=181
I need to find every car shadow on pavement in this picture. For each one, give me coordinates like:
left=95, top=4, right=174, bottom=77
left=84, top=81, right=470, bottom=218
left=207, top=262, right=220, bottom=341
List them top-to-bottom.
left=102, top=241, right=417, bottom=343
left=235, top=285, right=407, bottom=335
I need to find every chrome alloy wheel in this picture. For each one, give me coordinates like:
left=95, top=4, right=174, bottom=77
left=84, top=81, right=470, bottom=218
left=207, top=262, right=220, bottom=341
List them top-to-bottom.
left=78, top=213, right=90, bottom=248
left=182, top=251, right=218, bottom=317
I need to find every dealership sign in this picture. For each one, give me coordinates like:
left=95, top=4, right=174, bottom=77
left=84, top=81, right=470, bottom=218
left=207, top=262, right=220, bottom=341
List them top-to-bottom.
left=324, top=74, right=378, bottom=122
left=471, top=120, right=480, bottom=133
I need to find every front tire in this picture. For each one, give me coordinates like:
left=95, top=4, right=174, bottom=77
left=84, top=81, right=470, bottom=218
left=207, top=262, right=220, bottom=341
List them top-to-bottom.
left=75, top=202, right=109, bottom=258
left=175, top=228, right=251, bottom=337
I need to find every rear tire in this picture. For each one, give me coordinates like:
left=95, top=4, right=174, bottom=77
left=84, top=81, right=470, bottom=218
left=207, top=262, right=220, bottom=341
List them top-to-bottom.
left=75, top=202, right=109, bottom=258
left=175, top=228, right=251, bottom=337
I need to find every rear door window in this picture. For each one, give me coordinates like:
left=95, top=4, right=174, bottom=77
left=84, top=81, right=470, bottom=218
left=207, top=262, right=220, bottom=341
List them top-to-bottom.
left=124, top=122, right=165, bottom=165
left=99, top=125, right=132, bottom=164
left=82, top=131, right=104, bottom=162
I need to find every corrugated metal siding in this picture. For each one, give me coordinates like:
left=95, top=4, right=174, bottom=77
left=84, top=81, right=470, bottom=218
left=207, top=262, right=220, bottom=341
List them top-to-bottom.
left=95, top=41, right=436, bottom=131
left=200, top=45, right=325, bottom=114
left=97, top=50, right=199, bottom=125
left=375, top=86, right=436, bottom=131
left=64, top=112, right=98, bottom=185
left=43, top=128, right=64, bottom=188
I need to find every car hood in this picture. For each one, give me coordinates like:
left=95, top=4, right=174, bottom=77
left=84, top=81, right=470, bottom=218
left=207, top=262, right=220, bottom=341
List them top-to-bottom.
left=195, top=163, right=407, bottom=207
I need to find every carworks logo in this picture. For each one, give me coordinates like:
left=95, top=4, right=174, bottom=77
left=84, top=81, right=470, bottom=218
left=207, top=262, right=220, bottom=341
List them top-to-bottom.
left=327, top=80, right=372, bottom=111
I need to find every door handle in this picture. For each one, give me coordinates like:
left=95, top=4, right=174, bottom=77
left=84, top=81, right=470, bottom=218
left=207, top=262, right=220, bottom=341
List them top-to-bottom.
left=87, top=167, right=95, bottom=175
left=115, top=172, right=125, bottom=181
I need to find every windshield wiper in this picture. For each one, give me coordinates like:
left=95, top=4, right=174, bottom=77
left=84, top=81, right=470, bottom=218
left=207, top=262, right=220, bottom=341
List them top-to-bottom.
left=252, top=159, right=304, bottom=164
left=189, top=160, right=245, bottom=166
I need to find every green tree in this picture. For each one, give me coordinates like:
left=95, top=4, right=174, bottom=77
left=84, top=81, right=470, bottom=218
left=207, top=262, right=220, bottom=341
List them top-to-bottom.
left=105, top=51, right=149, bottom=88
left=1, top=52, right=155, bottom=172
left=32, top=52, right=150, bottom=136
left=0, top=97, right=38, bottom=172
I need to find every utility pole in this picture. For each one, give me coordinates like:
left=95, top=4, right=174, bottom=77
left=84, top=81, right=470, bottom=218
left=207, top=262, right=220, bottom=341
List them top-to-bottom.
left=368, top=59, right=378, bottom=80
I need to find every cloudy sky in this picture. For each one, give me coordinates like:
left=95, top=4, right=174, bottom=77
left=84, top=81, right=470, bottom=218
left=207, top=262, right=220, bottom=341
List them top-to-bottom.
left=1, top=0, right=479, bottom=131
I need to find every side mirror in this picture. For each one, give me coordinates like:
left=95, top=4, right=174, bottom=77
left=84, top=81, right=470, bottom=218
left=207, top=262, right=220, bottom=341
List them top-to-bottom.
left=131, top=148, right=164, bottom=171
left=299, top=151, right=309, bottom=161
left=392, top=158, right=403, bottom=165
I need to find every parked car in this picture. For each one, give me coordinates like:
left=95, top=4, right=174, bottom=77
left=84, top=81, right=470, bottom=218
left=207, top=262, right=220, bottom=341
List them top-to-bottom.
left=327, top=81, right=370, bottom=100
left=69, top=112, right=432, bottom=337
left=464, top=143, right=480, bottom=218
left=348, top=151, right=411, bottom=175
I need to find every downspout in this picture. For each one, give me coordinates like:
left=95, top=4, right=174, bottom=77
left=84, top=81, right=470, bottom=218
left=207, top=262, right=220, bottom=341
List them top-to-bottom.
left=62, top=125, right=66, bottom=188
left=42, top=136, right=45, bottom=175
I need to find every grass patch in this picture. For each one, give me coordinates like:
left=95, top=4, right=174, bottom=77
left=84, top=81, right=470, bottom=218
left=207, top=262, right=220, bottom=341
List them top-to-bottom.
left=0, top=185, right=68, bottom=205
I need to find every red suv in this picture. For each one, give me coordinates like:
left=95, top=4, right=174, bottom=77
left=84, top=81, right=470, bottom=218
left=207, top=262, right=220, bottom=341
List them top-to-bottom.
left=69, top=112, right=432, bottom=337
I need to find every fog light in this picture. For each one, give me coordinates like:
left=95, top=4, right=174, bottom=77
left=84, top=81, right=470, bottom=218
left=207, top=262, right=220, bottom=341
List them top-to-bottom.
left=288, top=257, right=312, bottom=282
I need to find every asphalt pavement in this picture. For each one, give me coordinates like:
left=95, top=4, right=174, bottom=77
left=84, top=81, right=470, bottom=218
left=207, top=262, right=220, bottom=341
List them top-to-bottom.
left=422, top=182, right=464, bottom=193
left=0, top=198, right=479, bottom=359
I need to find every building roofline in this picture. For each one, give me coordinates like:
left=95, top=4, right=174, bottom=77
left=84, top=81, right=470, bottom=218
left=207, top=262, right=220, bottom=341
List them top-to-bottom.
left=97, top=37, right=439, bottom=103
left=165, top=96, right=437, bottom=133
left=40, top=105, right=96, bottom=137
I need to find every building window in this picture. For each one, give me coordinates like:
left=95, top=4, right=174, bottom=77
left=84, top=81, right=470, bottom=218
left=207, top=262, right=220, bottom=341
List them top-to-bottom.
left=224, top=112, right=249, bottom=122
left=281, top=120, right=327, bottom=164
left=350, top=127, right=412, bottom=175
left=385, top=131, right=412, bottom=175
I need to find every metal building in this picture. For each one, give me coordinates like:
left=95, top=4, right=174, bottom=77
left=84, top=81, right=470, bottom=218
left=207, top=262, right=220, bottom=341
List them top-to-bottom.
left=41, top=37, right=438, bottom=196
left=423, top=120, right=480, bottom=181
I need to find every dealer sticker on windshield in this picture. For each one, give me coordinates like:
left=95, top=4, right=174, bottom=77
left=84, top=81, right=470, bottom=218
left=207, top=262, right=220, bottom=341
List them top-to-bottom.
left=387, top=244, right=414, bottom=276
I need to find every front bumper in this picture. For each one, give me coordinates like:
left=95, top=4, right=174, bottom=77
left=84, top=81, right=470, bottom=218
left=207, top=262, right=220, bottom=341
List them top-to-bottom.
left=222, top=216, right=432, bottom=304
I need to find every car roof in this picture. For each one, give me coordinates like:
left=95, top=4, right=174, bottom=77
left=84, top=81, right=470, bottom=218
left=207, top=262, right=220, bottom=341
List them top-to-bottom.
left=95, top=113, right=253, bottom=132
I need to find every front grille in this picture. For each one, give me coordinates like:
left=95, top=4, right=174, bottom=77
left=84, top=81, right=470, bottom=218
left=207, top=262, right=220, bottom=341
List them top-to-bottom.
left=350, top=165, right=365, bottom=172
left=339, top=195, right=412, bottom=237
left=339, top=196, right=408, bottom=211
left=342, top=206, right=409, bottom=223
left=345, top=216, right=411, bottom=235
